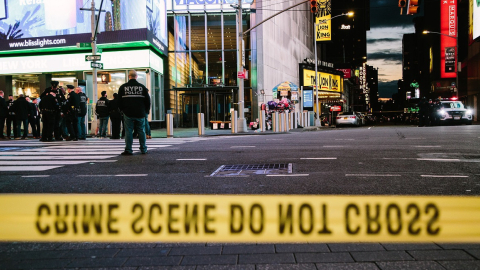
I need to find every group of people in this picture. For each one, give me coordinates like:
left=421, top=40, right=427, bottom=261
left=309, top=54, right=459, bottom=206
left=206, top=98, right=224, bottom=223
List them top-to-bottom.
left=0, top=70, right=151, bottom=156
left=36, top=82, right=88, bottom=142
left=417, top=97, right=442, bottom=127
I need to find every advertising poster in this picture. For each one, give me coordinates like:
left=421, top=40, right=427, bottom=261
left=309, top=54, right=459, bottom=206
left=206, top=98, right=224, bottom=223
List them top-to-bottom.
left=0, top=0, right=167, bottom=54
left=147, top=0, right=168, bottom=52
left=168, top=0, right=254, bottom=12
left=316, top=0, right=331, bottom=42
left=440, top=0, right=457, bottom=78
left=445, top=47, right=456, bottom=73
left=303, top=69, right=342, bottom=93
left=303, top=90, right=313, bottom=108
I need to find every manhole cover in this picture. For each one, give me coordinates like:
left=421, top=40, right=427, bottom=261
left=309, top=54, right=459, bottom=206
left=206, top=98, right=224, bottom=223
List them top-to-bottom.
left=210, top=163, right=292, bottom=177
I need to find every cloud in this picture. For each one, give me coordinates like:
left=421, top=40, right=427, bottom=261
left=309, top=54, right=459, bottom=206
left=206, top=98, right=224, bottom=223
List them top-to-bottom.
left=367, top=38, right=399, bottom=44
left=368, top=52, right=402, bottom=63
left=378, top=80, right=400, bottom=98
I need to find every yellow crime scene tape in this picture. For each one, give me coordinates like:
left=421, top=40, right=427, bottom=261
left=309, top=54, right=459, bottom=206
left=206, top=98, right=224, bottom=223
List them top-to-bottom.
left=0, top=194, right=479, bottom=242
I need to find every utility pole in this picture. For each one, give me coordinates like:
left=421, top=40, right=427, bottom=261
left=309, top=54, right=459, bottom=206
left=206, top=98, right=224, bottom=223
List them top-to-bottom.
left=91, top=0, right=98, bottom=135
left=237, top=0, right=247, bottom=132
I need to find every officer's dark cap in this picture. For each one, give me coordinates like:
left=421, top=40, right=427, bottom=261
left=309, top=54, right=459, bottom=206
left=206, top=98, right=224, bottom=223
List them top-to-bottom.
left=51, top=81, right=59, bottom=87
left=66, top=85, right=75, bottom=89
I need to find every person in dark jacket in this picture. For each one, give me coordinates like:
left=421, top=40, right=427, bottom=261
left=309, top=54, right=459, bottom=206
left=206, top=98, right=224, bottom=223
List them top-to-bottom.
left=118, top=70, right=151, bottom=155
left=41, top=81, right=66, bottom=141
left=65, top=85, right=80, bottom=141
left=76, top=87, right=88, bottom=140
left=0, top=91, right=7, bottom=139
left=95, top=91, right=109, bottom=138
left=39, top=92, right=57, bottom=142
left=108, top=93, right=122, bottom=139
left=12, top=94, right=30, bottom=139
left=6, top=95, right=17, bottom=139
left=27, top=97, right=40, bottom=139
left=418, top=97, right=429, bottom=127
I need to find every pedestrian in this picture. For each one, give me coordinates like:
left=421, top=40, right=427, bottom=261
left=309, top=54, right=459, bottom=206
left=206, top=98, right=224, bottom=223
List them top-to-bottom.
left=118, top=69, right=151, bottom=155
left=41, top=81, right=66, bottom=141
left=65, top=85, right=80, bottom=141
left=75, top=87, right=88, bottom=140
left=0, top=91, right=7, bottom=139
left=95, top=91, right=109, bottom=138
left=39, top=92, right=57, bottom=142
left=108, top=93, right=122, bottom=139
left=12, top=94, right=30, bottom=139
left=6, top=95, right=17, bottom=139
left=27, top=97, right=40, bottom=139
left=418, top=97, right=429, bottom=127
left=32, top=98, right=41, bottom=139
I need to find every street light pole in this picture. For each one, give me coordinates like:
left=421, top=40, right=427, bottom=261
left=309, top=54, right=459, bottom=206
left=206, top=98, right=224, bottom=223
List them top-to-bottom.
left=314, top=12, right=353, bottom=126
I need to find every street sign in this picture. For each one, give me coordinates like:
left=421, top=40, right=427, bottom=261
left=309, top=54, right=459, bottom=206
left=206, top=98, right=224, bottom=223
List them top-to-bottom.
left=76, top=42, right=92, bottom=48
left=85, top=55, right=101, bottom=61
left=91, top=62, right=103, bottom=69
left=237, top=71, right=245, bottom=79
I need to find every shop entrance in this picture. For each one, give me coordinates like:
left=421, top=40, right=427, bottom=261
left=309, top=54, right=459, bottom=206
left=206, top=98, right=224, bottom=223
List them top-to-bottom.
left=180, top=93, right=202, bottom=128
left=213, top=93, right=232, bottom=122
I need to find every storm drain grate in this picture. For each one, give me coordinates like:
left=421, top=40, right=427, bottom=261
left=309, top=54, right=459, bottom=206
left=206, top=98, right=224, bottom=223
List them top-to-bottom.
left=210, top=163, right=292, bottom=177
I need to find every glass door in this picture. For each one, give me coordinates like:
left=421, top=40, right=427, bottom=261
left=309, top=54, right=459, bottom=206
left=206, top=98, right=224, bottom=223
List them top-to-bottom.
left=180, top=93, right=201, bottom=128
left=214, top=93, right=232, bottom=122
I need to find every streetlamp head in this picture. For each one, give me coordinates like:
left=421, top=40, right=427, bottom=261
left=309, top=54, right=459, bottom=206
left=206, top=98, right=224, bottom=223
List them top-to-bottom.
left=347, top=12, right=354, bottom=16
left=422, top=30, right=430, bottom=34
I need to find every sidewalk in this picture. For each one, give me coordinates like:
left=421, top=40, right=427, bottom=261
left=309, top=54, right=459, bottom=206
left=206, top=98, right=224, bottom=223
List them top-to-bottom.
left=149, top=127, right=314, bottom=138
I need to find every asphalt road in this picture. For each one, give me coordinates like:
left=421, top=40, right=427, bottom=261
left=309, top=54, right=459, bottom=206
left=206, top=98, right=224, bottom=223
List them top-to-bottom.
left=1, top=125, right=480, bottom=269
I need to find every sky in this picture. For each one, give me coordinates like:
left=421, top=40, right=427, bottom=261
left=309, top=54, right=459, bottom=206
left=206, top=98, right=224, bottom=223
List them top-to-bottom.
left=367, top=0, right=424, bottom=98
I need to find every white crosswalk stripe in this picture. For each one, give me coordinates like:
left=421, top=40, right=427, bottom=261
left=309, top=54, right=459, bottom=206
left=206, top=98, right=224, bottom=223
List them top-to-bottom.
left=0, top=138, right=210, bottom=172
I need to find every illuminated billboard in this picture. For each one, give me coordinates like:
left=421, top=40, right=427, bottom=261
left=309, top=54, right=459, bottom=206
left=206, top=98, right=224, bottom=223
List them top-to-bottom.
left=0, top=0, right=167, bottom=54
left=167, top=0, right=254, bottom=12
left=316, top=0, right=332, bottom=42
left=440, top=0, right=457, bottom=78
left=303, top=69, right=342, bottom=92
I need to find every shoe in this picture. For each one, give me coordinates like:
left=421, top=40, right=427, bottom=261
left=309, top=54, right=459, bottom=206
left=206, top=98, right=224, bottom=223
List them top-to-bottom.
left=0, top=136, right=5, bottom=140
left=6, top=137, right=11, bottom=140
left=14, top=137, right=21, bottom=140
left=21, top=137, right=26, bottom=140
left=66, top=137, right=73, bottom=141
left=55, top=138, right=63, bottom=141
left=73, top=138, right=78, bottom=141
left=79, top=138, right=86, bottom=140
left=40, top=139, right=48, bottom=142
left=47, top=139, right=55, bottom=142
left=121, top=151, right=133, bottom=156
left=141, top=151, right=148, bottom=154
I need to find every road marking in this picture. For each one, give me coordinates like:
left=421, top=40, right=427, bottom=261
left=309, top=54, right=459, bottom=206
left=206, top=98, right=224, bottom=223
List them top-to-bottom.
left=406, top=138, right=426, bottom=140
left=335, top=139, right=354, bottom=141
left=323, top=145, right=345, bottom=148
left=230, top=146, right=256, bottom=148
left=413, top=146, right=441, bottom=148
left=0, top=151, right=133, bottom=155
left=0, top=156, right=116, bottom=160
left=300, top=158, right=337, bottom=160
left=382, top=158, right=417, bottom=160
left=417, top=158, right=461, bottom=162
left=176, top=159, right=207, bottom=161
left=89, top=160, right=117, bottom=163
left=0, top=161, right=89, bottom=165
left=0, top=166, right=62, bottom=171
left=115, top=174, right=148, bottom=177
left=266, top=174, right=309, bottom=177
left=346, top=174, right=402, bottom=177
left=21, top=175, right=50, bottom=178
left=421, top=175, right=469, bottom=178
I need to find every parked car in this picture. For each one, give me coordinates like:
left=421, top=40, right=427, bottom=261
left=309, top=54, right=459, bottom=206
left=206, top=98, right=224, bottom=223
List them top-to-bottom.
left=437, top=100, right=473, bottom=125
left=336, top=111, right=362, bottom=127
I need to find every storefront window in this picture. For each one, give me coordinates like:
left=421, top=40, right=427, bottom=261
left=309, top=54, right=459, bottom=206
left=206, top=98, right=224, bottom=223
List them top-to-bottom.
left=189, top=14, right=205, bottom=51
left=223, top=14, right=236, bottom=50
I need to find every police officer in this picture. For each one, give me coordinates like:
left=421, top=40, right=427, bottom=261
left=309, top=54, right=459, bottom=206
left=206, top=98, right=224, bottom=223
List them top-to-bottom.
left=118, top=70, right=151, bottom=155
left=41, top=81, right=66, bottom=141
left=65, top=85, right=80, bottom=141
left=76, top=87, right=88, bottom=140
left=0, top=91, right=7, bottom=139
left=95, top=91, right=110, bottom=138
left=39, top=92, right=57, bottom=142
left=108, top=93, right=122, bottom=139
left=12, top=94, right=29, bottom=139
left=6, top=95, right=17, bottom=139
left=27, top=97, right=40, bottom=139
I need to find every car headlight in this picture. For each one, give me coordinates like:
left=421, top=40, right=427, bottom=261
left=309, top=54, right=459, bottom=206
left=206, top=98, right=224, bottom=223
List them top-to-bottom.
left=438, top=109, right=446, bottom=115
left=466, top=109, right=473, bottom=116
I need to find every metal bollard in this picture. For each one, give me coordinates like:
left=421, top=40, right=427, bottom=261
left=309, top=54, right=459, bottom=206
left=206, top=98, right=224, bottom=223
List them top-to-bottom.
left=231, top=110, right=238, bottom=134
left=260, top=110, right=266, bottom=132
left=290, top=111, right=296, bottom=129
left=273, top=112, right=279, bottom=132
left=285, top=112, right=290, bottom=132
left=166, top=113, right=174, bottom=138
left=197, top=113, right=205, bottom=136
left=279, top=113, right=284, bottom=132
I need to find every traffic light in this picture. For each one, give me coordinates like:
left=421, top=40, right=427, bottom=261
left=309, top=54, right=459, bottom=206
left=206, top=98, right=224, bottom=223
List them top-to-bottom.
left=310, top=0, right=318, bottom=14
left=398, top=0, right=406, bottom=7
left=406, top=0, right=419, bottom=15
